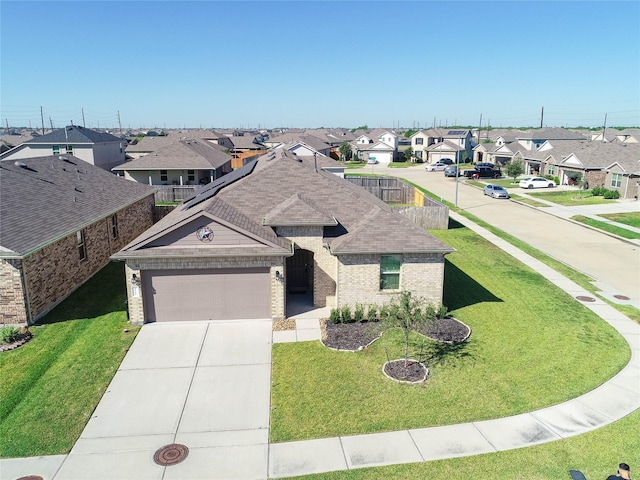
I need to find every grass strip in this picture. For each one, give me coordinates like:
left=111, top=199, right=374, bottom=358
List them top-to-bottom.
left=527, top=190, right=615, bottom=206
left=598, top=212, right=640, bottom=228
left=571, top=215, right=640, bottom=239
left=0, top=263, right=140, bottom=457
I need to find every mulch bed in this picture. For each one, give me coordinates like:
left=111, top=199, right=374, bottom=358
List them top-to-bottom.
left=322, top=317, right=469, bottom=351
left=0, top=328, right=33, bottom=352
left=383, top=359, right=428, bottom=383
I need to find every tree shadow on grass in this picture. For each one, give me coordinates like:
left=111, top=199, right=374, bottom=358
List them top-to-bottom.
left=442, top=259, right=502, bottom=311
left=36, top=262, right=127, bottom=325
left=414, top=336, right=479, bottom=369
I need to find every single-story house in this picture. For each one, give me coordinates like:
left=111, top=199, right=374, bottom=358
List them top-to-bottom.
left=0, top=125, right=127, bottom=171
left=112, top=138, right=233, bottom=186
left=113, top=149, right=454, bottom=324
left=0, top=155, right=156, bottom=324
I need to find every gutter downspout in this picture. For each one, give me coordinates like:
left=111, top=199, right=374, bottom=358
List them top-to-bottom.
left=20, top=260, right=33, bottom=325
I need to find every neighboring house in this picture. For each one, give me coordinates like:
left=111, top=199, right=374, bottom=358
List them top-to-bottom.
left=0, top=125, right=127, bottom=171
left=515, top=127, right=586, bottom=151
left=411, top=129, right=473, bottom=163
left=352, top=130, right=399, bottom=164
left=229, top=134, right=268, bottom=168
left=112, top=138, right=232, bottom=185
left=113, top=149, right=454, bottom=324
left=0, top=155, right=155, bottom=324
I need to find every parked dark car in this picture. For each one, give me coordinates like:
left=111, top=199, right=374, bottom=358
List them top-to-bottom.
left=439, top=158, right=454, bottom=165
left=463, top=166, right=502, bottom=179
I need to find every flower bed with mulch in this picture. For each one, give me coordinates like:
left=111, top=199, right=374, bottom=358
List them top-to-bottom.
left=0, top=327, right=33, bottom=352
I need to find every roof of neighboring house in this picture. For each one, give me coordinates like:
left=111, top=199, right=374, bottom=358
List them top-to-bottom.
left=24, top=125, right=123, bottom=145
left=517, top=127, right=587, bottom=141
left=267, top=133, right=330, bottom=151
left=229, top=135, right=265, bottom=150
left=113, top=139, right=231, bottom=171
left=425, top=140, right=464, bottom=152
left=558, top=142, right=640, bottom=171
left=114, top=149, right=453, bottom=259
left=0, top=155, right=155, bottom=257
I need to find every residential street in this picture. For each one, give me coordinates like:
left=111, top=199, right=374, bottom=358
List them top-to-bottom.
left=370, top=164, right=640, bottom=303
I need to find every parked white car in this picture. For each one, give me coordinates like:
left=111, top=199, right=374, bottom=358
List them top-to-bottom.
left=425, top=162, right=447, bottom=172
left=519, top=177, right=555, bottom=189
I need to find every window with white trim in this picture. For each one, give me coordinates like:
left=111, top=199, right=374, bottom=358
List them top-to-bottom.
left=415, top=138, right=423, bottom=145
left=53, top=145, right=60, bottom=155
left=66, top=145, right=73, bottom=155
left=548, top=164, right=555, bottom=175
left=160, top=170, right=168, bottom=182
left=188, top=170, right=195, bottom=182
left=611, top=173, right=622, bottom=188
left=110, top=214, right=118, bottom=239
left=77, top=230, right=87, bottom=261
left=380, top=255, right=401, bottom=290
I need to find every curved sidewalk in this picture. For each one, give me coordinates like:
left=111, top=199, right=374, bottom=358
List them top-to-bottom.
left=268, top=210, right=640, bottom=479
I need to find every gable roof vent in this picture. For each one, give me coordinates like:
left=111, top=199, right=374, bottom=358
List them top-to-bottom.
left=15, top=161, right=28, bottom=168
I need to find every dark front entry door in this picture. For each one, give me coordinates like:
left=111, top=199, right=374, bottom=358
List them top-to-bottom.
left=286, top=249, right=313, bottom=294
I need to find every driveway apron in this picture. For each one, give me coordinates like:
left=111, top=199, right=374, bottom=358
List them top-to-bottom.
left=55, top=320, right=273, bottom=480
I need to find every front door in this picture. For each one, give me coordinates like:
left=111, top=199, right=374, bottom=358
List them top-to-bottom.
left=286, top=249, right=313, bottom=294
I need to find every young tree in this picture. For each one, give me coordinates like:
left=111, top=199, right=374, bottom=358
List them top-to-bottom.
left=338, top=141, right=352, bottom=163
left=403, top=146, right=414, bottom=163
left=505, top=159, right=524, bottom=182
left=380, top=291, right=443, bottom=367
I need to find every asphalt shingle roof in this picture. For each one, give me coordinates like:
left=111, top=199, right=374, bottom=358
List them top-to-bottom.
left=25, top=125, right=123, bottom=145
left=114, top=139, right=231, bottom=171
left=0, top=155, right=155, bottom=256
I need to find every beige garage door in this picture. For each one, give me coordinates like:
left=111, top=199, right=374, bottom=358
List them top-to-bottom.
left=142, top=268, right=270, bottom=322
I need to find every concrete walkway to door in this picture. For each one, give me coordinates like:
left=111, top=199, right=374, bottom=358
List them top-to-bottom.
left=53, top=320, right=272, bottom=480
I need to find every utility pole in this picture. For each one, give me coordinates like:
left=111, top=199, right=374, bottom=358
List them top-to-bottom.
left=40, top=106, right=45, bottom=135
left=540, top=106, right=544, bottom=128
left=82, top=108, right=86, bottom=127
left=117, top=110, right=122, bottom=135
left=478, top=113, right=482, bottom=144
left=601, top=113, right=607, bottom=142
left=49, top=117, right=54, bottom=130
left=5, top=118, right=9, bottom=130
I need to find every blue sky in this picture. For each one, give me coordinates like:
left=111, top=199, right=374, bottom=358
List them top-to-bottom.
left=2, top=1, right=639, bottom=129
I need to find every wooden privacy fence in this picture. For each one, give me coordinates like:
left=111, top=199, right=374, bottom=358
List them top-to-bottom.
left=346, top=176, right=449, bottom=230
left=154, top=185, right=197, bottom=203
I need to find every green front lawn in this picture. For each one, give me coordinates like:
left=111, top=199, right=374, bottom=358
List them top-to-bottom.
left=344, top=162, right=366, bottom=169
left=477, top=178, right=522, bottom=189
left=527, top=190, right=617, bottom=206
left=509, top=193, right=551, bottom=207
left=599, top=212, right=640, bottom=228
left=572, top=215, right=640, bottom=239
left=270, top=225, right=628, bottom=443
left=0, top=263, right=139, bottom=458
left=282, top=410, right=639, bottom=479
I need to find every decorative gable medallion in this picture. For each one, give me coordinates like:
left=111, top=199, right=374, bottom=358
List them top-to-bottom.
left=196, top=225, right=214, bottom=242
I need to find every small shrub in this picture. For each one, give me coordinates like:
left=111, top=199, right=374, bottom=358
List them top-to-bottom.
left=543, top=174, right=554, bottom=181
left=553, top=176, right=560, bottom=185
left=591, top=186, right=604, bottom=196
left=603, top=189, right=620, bottom=199
left=354, top=303, right=365, bottom=322
left=379, top=303, right=390, bottom=319
left=366, top=304, right=378, bottom=322
left=437, top=304, right=449, bottom=319
left=341, top=305, right=352, bottom=323
left=329, top=308, right=341, bottom=324
left=0, top=326, right=21, bottom=344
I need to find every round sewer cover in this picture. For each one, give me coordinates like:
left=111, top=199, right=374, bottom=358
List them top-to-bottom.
left=614, top=294, right=630, bottom=300
left=576, top=296, right=596, bottom=302
left=153, top=443, right=189, bottom=466
left=17, top=476, right=44, bottom=480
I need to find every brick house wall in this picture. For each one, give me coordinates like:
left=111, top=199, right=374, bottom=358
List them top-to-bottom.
left=2, top=195, right=155, bottom=325
left=275, top=226, right=338, bottom=308
left=337, top=253, right=446, bottom=309
left=123, top=255, right=287, bottom=324
left=0, top=259, right=27, bottom=324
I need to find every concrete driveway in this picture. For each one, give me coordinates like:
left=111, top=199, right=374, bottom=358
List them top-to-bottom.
left=372, top=164, right=640, bottom=303
left=54, top=320, right=273, bottom=480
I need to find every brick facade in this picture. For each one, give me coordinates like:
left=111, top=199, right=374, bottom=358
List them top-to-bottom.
left=1, top=195, right=155, bottom=324
left=276, top=226, right=337, bottom=308
left=337, top=253, right=446, bottom=309
left=0, top=259, right=27, bottom=324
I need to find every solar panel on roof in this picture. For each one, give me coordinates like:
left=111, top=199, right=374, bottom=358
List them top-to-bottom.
left=447, top=130, right=465, bottom=135
left=181, top=159, right=258, bottom=210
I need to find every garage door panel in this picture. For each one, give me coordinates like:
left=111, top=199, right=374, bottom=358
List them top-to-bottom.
left=142, top=268, right=270, bottom=322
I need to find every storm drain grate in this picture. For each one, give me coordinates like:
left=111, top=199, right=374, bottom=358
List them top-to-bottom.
left=614, top=294, right=631, bottom=300
left=576, top=296, right=596, bottom=302
left=154, top=443, right=189, bottom=466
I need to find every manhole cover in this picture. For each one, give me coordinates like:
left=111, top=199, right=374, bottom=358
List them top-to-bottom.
left=614, top=294, right=630, bottom=300
left=576, top=296, right=596, bottom=302
left=153, top=443, right=189, bottom=466
left=17, top=476, right=44, bottom=480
